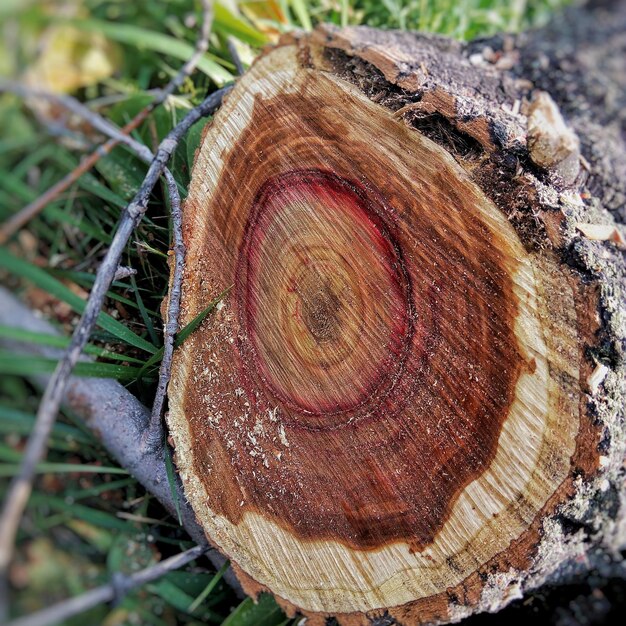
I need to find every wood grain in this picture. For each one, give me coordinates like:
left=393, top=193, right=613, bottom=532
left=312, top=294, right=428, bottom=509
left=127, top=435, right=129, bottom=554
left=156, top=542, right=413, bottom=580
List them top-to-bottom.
left=167, top=41, right=601, bottom=623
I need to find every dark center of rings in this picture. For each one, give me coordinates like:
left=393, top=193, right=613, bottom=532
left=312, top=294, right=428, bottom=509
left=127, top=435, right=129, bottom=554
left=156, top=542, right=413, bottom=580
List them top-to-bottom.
left=299, top=274, right=343, bottom=343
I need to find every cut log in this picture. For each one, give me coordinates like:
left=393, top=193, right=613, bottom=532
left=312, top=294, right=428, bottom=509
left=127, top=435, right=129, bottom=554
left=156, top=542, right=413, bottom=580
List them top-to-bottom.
left=167, top=3, right=626, bottom=624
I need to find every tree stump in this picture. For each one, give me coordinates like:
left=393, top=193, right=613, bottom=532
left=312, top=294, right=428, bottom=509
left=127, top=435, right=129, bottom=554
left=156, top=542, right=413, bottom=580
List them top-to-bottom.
left=167, top=2, right=626, bottom=624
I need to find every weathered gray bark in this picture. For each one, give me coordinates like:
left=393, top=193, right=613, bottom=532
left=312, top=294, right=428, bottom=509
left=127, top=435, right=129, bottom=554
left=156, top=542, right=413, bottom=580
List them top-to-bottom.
left=512, top=0, right=626, bottom=220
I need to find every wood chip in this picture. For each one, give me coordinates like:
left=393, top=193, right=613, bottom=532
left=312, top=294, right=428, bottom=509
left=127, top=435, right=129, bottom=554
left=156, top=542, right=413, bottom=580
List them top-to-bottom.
left=576, top=223, right=626, bottom=248
left=588, top=363, right=609, bottom=395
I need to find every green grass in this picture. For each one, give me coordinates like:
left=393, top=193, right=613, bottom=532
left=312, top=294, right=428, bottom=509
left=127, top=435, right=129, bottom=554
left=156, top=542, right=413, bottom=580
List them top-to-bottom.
left=0, top=0, right=570, bottom=624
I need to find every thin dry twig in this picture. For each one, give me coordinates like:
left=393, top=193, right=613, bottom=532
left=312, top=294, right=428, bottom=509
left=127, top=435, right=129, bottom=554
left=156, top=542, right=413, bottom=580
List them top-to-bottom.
left=0, top=2, right=229, bottom=618
left=227, top=36, right=246, bottom=76
left=0, top=80, right=154, bottom=154
left=0, top=81, right=168, bottom=166
left=0, top=133, right=138, bottom=243
left=145, top=167, right=185, bottom=449
left=6, top=545, right=209, bottom=626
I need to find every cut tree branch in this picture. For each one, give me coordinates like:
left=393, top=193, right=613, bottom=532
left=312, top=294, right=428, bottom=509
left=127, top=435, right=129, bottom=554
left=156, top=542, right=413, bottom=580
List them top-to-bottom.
left=164, top=5, right=626, bottom=624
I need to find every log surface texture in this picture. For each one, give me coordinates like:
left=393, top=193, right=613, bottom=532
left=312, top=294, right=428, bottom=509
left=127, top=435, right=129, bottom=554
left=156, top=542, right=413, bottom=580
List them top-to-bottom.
left=167, top=1, right=626, bottom=624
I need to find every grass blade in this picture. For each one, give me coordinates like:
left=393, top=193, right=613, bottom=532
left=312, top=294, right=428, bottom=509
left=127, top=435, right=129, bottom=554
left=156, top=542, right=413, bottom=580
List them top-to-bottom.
left=290, top=0, right=313, bottom=30
left=213, top=3, right=269, bottom=46
left=70, top=18, right=235, bottom=85
left=0, top=247, right=157, bottom=353
left=130, top=273, right=159, bottom=346
left=137, top=285, right=232, bottom=383
left=0, top=325, right=144, bottom=364
left=0, top=351, right=148, bottom=381
left=0, top=406, right=95, bottom=449
left=163, top=440, right=182, bottom=526
left=0, top=463, right=128, bottom=477
left=27, top=493, right=132, bottom=531
left=188, top=560, right=230, bottom=613
left=221, top=594, right=286, bottom=626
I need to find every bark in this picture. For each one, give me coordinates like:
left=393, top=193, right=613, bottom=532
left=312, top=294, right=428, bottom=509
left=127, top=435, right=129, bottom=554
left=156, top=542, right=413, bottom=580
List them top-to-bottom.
left=166, top=1, right=626, bottom=624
